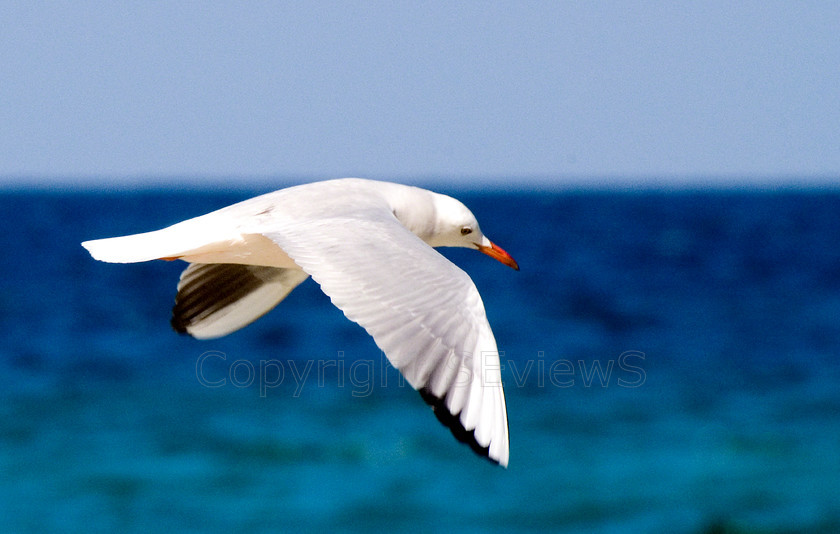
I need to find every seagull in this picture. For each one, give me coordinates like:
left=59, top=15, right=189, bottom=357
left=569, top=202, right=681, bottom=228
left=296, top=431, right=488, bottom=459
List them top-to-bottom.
left=82, top=178, right=518, bottom=466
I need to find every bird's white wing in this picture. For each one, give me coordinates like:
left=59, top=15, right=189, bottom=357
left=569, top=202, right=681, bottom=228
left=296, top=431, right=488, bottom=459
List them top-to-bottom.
left=260, top=214, right=510, bottom=466
left=171, top=263, right=309, bottom=339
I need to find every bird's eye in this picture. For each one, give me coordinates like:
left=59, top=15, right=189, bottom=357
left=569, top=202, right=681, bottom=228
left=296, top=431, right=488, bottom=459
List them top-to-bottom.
left=460, top=226, right=473, bottom=236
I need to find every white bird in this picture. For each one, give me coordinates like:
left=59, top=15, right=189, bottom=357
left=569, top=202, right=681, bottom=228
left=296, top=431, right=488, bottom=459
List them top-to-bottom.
left=82, top=178, right=518, bottom=466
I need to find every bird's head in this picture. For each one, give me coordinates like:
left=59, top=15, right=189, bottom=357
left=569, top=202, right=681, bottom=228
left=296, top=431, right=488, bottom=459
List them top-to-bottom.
left=427, top=194, right=519, bottom=271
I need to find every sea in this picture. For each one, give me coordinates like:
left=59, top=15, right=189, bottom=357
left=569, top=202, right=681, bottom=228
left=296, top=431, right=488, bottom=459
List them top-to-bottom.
left=1, top=183, right=839, bottom=533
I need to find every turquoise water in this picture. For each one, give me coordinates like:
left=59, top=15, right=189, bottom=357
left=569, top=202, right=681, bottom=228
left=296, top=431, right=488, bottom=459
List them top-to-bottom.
left=1, top=188, right=839, bottom=532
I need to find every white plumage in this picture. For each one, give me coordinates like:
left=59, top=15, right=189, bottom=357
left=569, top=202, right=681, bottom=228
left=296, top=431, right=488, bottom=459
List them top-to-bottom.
left=82, top=178, right=518, bottom=466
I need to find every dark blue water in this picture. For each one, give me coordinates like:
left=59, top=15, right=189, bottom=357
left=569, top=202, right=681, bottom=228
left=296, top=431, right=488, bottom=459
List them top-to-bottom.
left=2, top=186, right=839, bottom=533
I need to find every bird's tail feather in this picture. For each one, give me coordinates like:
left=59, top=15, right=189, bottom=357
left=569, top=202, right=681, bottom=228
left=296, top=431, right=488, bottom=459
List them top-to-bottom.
left=81, top=217, right=237, bottom=264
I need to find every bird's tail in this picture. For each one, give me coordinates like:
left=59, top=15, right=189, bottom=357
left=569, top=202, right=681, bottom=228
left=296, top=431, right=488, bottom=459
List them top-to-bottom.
left=82, top=216, right=238, bottom=264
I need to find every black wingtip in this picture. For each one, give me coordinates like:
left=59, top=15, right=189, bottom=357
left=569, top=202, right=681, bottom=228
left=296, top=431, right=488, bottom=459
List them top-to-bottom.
left=170, top=263, right=266, bottom=338
left=170, top=314, right=190, bottom=336
left=419, top=387, right=498, bottom=466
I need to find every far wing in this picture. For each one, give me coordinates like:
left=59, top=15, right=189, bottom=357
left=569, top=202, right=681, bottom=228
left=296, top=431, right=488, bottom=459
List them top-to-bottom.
left=261, top=215, right=510, bottom=466
left=172, top=263, right=309, bottom=339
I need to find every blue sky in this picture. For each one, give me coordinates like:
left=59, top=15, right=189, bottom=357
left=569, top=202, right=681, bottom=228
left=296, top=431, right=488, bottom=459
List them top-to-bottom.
left=1, top=1, right=838, bottom=188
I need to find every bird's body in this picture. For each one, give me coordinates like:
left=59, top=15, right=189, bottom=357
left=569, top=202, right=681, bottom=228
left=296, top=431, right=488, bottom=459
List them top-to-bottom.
left=82, top=178, right=517, bottom=466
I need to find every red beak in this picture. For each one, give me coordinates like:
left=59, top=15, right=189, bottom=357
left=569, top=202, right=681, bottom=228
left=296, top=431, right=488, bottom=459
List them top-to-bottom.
left=477, top=241, right=519, bottom=271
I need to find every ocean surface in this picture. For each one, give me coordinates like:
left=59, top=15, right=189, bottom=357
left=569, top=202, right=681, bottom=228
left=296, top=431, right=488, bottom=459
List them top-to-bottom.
left=1, top=185, right=839, bottom=533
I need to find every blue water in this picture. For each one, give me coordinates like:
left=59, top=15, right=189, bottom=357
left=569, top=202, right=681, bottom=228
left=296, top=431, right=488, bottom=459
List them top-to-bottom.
left=2, top=186, right=839, bottom=533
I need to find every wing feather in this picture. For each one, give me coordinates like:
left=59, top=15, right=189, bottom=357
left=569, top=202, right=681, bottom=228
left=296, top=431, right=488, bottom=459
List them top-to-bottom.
left=260, top=213, right=510, bottom=466
left=171, top=263, right=309, bottom=339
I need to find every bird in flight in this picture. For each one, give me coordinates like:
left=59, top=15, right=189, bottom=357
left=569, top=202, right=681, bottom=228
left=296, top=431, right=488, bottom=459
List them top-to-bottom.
left=82, top=178, right=518, bottom=466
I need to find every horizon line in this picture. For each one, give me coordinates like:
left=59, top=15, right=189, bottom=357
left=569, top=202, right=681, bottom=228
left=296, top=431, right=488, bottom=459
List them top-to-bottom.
left=1, top=173, right=838, bottom=193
